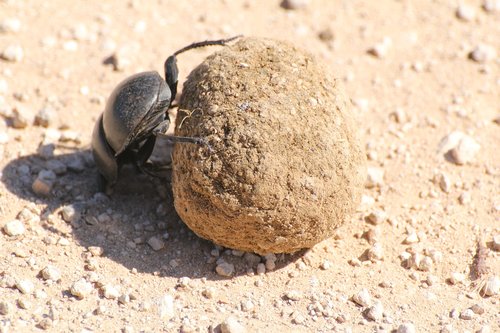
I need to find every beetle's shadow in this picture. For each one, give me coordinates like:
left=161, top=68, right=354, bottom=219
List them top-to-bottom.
left=1, top=141, right=303, bottom=280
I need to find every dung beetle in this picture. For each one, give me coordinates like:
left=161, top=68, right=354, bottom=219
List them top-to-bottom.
left=92, top=36, right=240, bottom=192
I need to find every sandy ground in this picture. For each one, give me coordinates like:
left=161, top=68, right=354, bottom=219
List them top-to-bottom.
left=0, top=0, right=499, bottom=332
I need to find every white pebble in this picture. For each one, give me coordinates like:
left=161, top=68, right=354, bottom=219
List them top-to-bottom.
left=281, top=0, right=309, bottom=10
left=483, top=0, right=500, bottom=12
left=456, top=4, right=476, bottom=21
left=0, top=18, right=21, bottom=33
left=367, top=37, right=392, bottom=58
left=63, top=40, right=78, bottom=51
left=1, top=44, right=23, bottom=62
left=469, top=44, right=497, bottom=63
left=438, top=131, right=480, bottom=165
left=365, top=167, right=384, bottom=188
left=435, top=172, right=451, bottom=193
left=366, top=210, right=387, bottom=225
left=3, top=219, right=25, bottom=236
left=403, top=231, right=419, bottom=244
left=493, top=234, right=500, bottom=251
left=367, top=242, right=384, bottom=261
left=418, top=256, right=433, bottom=272
left=40, top=265, right=61, bottom=281
left=448, top=272, right=465, bottom=285
left=481, top=276, right=499, bottom=296
left=70, top=278, right=93, bottom=299
left=16, top=279, right=34, bottom=294
left=102, top=284, right=120, bottom=299
left=352, top=288, right=371, bottom=307
left=284, top=290, right=302, bottom=301
left=157, top=294, right=175, bottom=319
left=366, top=301, right=384, bottom=321
left=459, top=308, right=474, bottom=320
left=220, top=316, right=247, bottom=333
left=397, top=323, right=416, bottom=333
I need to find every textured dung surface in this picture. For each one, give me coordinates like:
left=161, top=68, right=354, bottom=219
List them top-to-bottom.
left=172, top=37, right=366, bottom=254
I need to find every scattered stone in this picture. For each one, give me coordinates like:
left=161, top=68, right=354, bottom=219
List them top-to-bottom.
left=280, top=0, right=309, bottom=10
left=483, top=0, right=500, bottom=12
left=456, top=4, right=476, bottom=21
left=0, top=18, right=21, bottom=33
left=318, top=28, right=334, bottom=42
left=367, top=37, right=392, bottom=58
left=1, top=44, right=24, bottom=62
left=469, top=44, right=497, bottom=63
left=9, top=107, right=28, bottom=128
left=34, top=108, right=54, bottom=127
left=450, top=137, right=480, bottom=165
left=46, top=159, right=67, bottom=175
left=365, top=167, right=384, bottom=188
left=32, top=170, right=56, bottom=196
left=434, top=172, right=451, bottom=193
left=458, top=192, right=471, bottom=205
left=60, top=205, right=80, bottom=223
left=366, top=210, right=387, bottom=225
left=3, top=219, right=25, bottom=236
left=403, top=231, right=419, bottom=244
left=493, top=234, right=500, bottom=251
left=147, top=236, right=165, bottom=251
left=367, top=242, right=384, bottom=261
left=88, top=246, right=104, bottom=257
left=243, top=252, right=261, bottom=266
left=418, top=256, right=433, bottom=272
left=320, top=260, right=331, bottom=270
left=216, top=262, right=235, bottom=277
left=256, top=263, right=266, bottom=275
left=40, top=265, right=61, bottom=281
left=448, top=272, right=465, bottom=285
left=481, top=275, right=499, bottom=296
left=70, top=278, right=93, bottom=299
left=16, top=279, right=34, bottom=294
left=102, top=284, right=120, bottom=299
left=202, top=287, right=216, bottom=299
left=352, top=288, right=371, bottom=307
left=284, top=290, right=302, bottom=301
left=158, top=294, right=175, bottom=319
left=17, top=298, right=31, bottom=309
left=0, top=301, right=12, bottom=315
left=365, top=301, right=384, bottom=321
left=470, top=303, right=485, bottom=315
left=459, top=308, right=474, bottom=320
left=220, top=316, right=247, bottom=333
left=38, top=318, right=53, bottom=330
left=397, top=323, right=416, bottom=333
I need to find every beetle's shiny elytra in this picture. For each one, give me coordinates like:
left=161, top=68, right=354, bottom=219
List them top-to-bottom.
left=91, top=36, right=241, bottom=192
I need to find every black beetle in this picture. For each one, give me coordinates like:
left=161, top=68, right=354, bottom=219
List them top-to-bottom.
left=92, top=36, right=240, bottom=192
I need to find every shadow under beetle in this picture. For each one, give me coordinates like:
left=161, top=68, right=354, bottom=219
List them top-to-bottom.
left=92, top=36, right=240, bottom=192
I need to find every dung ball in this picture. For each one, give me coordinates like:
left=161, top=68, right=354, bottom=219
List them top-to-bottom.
left=172, top=37, right=365, bottom=254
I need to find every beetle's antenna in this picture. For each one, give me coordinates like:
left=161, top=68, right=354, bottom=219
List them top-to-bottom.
left=173, top=35, right=242, bottom=56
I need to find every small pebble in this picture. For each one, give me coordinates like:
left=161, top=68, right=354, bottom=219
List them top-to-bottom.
left=280, top=0, right=309, bottom=10
left=483, top=0, right=500, bottom=12
left=456, top=4, right=476, bottom=21
left=0, top=18, right=21, bottom=33
left=318, top=28, right=334, bottom=42
left=367, top=37, right=392, bottom=58
left=1, top=44, right=24, bottom=62
left=469, top=44, right=497, bottom=63
left=9, top=107, right=28, bottom=129
left=34, top=108, right=54, bottom=127
left=450, top=136, right=480, bottom=165
left=365, top=167, right=384, bottom=188
left=32, top=170, right=56, bottom=196
left=435, top=172, right=451, bottom=193
left=458, top=192, right=471, bottom=205
left=61, top=205, right=80, bottom=223
left=366, top=210, right=387, bottom=225
left=3, top=219, right=25, bottom=236
left=403, top=232, right=419, bottom=244
left=492, top=234, right=500, bottom=251
left=147, top=236, right=165, bottom=251
left=367, top=242, right=384, bottom=261
left=88, top=246, right=103, bottom=256
left=216, top=262, right=235, bottom=277
left=256, top=263, right=266, bottom=275
left=40, top=265, right=61, bottom=281
left=448, top=272, right=465, bottom=285
left=481, top=275, right=499, bottom=296
left=70, top=278, right=93, bottom=299
left=16, top=279, right=34, bottom=294
left=102, top=284, right=120, bottom=299
left=352, top=288, right=371, bottom=307
left=284, top=290, right=302, bottom=301
left=158, top=294, right=175, bottom=319
left=0, top=301, right=12, bottom=315
left=365, top=301, right=384, bottom=321
left=470, top=303, right=485, bottom=315
left=459, top=308, right=474, bottom=320
left=220, top=316, right=247, bottom=333
left=38, top=318, right=52, bottom=330
left=398, top=323, right=416, bottom=333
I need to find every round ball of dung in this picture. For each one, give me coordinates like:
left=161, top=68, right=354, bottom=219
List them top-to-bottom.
left=172, top=37, right=366, bottom=254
